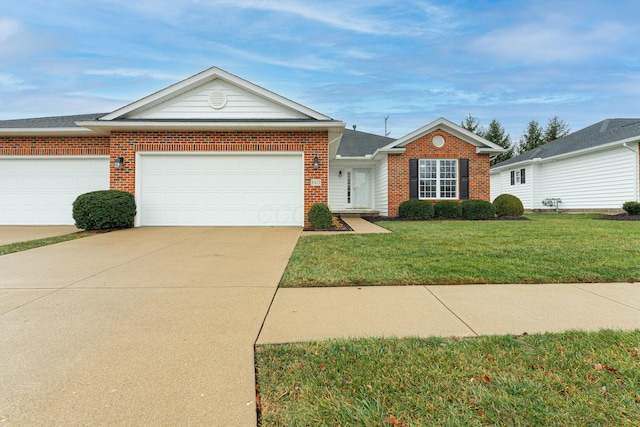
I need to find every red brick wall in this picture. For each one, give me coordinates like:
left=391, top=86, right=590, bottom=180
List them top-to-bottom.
left=387, top=129, right=491, bottom=217
left=108, top=130, right=329, bottom=226
left=0, top=136, right=110, bottom=155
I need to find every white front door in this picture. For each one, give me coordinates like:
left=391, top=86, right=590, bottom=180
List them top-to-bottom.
left=347, top=168, right=372, bottom=209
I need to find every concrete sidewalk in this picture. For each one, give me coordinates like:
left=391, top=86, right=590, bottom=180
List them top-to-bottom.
left=257, top=282, right=640, bottom=344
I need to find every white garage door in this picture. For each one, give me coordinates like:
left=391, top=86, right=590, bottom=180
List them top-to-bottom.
left=138, top=153, right=304, bottom=226
left=0, top=157, right=110, bottom=225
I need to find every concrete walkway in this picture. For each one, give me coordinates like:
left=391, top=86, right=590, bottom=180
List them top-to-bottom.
left=302, top=216, right=390, bottom=235
left=0, top=227, right=300, bottom=426
left=257, top=282, right=640, bottom=344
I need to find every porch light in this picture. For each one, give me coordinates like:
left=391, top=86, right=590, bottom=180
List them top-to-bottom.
left=313, top=155, right=320, bottom=169
left=114, top=156, right=124, bottom=169
left=338, top=170, right=342, bottom=177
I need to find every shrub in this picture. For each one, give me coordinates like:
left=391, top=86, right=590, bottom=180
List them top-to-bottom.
left=72, top=190, right=136, bottom=230
left=493, top=194, right=524, bottom=217
left=398, top=199, right=434, bottom=220
left=461, top=200, right=496, bottom=220
left=434, top=201, right=462, bottom=218
left=622, top=201, right=640, bottom=215
left=307, top=203, right=333, bottom=229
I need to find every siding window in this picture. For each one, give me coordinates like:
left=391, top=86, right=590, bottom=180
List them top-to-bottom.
left=418, top=159, right=457, bottom=199
left=511, top=168, right=526, bottom=185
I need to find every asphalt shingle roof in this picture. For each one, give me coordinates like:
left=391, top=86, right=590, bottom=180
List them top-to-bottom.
left=0, top=113, right=106, bottom=129
left=494, top=118, right=640, bottom=168
left=337, top=128, right=395, bottom=157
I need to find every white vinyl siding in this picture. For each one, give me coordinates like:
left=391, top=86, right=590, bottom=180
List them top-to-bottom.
left=132, top=80, right=308, bottom=120
left=490, top=143, right=638, bottom=210
left=535, top=145, right=637, bottom=209
left=137, top=153, right=303, bottom=226
left=374, top=154, right=388, bottom=216
left=0, top=156, right=110, bottom=225
left=328, top=160, right=382, bottom=212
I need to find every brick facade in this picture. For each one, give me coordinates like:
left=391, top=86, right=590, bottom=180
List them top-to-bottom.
left=387, top=129, right=492, bottom=217
left=1, top=130, right=328, bottom=227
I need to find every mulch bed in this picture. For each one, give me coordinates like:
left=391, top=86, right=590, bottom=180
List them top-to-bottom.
left=597, top=213, right=640, bottom=221
left=304, top=216, right=353, bottom=232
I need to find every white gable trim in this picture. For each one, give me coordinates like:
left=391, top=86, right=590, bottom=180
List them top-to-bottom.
left=99, top=67, right=333, bottom=121
left=379, top=117, right=505, bottom=154
left=75, top=120, right=345, bottom=132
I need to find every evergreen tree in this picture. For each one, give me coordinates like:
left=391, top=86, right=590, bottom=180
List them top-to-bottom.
left=460, top=114, right=484, bottom=136
left=543, top=116, right=571, bottom=143
left=484, top=119, right=513, bottom=165
left=515, top=120, right=544, bottom=154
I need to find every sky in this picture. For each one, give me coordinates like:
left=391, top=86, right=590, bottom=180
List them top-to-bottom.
left=1, top=0, right=639, bottom=143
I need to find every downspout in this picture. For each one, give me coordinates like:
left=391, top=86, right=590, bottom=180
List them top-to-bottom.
left=622, top=142, right=639, bottom=202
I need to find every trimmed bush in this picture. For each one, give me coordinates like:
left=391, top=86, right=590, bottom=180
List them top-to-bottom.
left=72, top=190, right=136, bottom=230
left=493, top=194, right=524, bottom=217
left=398, top=199, right=434, bottom=220
left=461, top=200, right=496, bottom=220
left=434, top=201, right=462, bottom=218
left=622, top=201, right=640, bottom=215
left=307, top=202, right=333, bottom=229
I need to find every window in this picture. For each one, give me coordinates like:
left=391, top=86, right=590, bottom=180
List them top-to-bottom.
left=418, top=159, right=457, bottom=199
left=510, top=168, right=526, bottom=185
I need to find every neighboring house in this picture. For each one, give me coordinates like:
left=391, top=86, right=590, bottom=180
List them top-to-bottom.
left=0, top=66, right=503, bottom=226
left=491, top=119, right=640, bottom=212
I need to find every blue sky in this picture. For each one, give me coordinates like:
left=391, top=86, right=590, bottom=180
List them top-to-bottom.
left=2, top=0, right=639, bottom=143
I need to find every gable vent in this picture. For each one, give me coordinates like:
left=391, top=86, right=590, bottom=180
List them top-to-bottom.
left=208, top=89, right=228, bottom=109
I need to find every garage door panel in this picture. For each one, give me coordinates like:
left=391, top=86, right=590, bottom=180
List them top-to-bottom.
left=139, top=154, right=303, bottom=226
left=0, top=157, right=110, bottom=225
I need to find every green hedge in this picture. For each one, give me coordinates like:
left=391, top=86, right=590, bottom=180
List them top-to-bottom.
left=72, top=190, right=136, bottom=230
left=493, top=194, right=524, bottom=217
left=398, top=200, right=434, bottom=220
left=461, top=200, right=496, bottom=220
left=434, top=201, right=462, bottom=218
left=622, top=201, right=640, bottom=215
left=307, top=203, right=333, bottom=229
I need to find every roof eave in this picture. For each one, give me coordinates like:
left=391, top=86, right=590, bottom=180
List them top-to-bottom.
left=75, top=120, right=345, bottom=132
left=0, top=127, right=103, bottom=136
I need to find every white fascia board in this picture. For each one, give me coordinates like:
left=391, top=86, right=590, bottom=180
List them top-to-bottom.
left=100, top=66, right=333, bottom=121
left=379, top=117, right=504, bottom=151
left=76, top=120, right=345, bottom=132
left=0, top=127, right=102, bottom=136
left=491, top=137, right=640, bottom=172
left=371, top=147, right=405, bottom=160
left=477, top=147, right=507, bottom=154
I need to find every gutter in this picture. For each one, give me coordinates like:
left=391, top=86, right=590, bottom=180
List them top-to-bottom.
left=76, top=120, right=345, bottom=132
left=0, top=127, right=102, bottom=136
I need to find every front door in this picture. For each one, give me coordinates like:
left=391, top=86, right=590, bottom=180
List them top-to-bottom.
left=348, top=168, right=372, bottom=209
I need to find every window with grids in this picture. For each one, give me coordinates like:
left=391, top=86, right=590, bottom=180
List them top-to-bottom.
left=418, top=159, right=458, bottom=199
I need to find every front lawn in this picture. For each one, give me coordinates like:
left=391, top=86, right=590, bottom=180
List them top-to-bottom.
left=280, top=214, right=640, bottom=287
left=0, top=232, right=91, bottom=256
left=256, top=330, right=640, bottom=426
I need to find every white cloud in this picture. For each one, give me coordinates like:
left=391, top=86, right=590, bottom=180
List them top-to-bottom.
left=472, top=15, right=627, bottom=64
left=0, top=18, right=21, bottom=43
left=84, top=68, right=182, bottom=81
left=0, top=74, right=34, bottom=91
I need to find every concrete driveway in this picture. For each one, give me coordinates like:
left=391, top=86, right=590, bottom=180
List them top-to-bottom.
left=0, top=226, right=300, bottom=426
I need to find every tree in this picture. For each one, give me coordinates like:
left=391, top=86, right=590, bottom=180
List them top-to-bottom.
left=461, top=114, right=484, bottom=136
left=543, top=116, right=571, bottom=143
left=483, top=119, right=513, bottom=165
left=515, top=120, right=544, bottom=154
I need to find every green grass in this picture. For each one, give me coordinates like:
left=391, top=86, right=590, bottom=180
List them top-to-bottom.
left=280, top=214, right=640, bottom=287
left=0, top=232, right=92, bottom=256
left=256, top=330, right=640, bottom=426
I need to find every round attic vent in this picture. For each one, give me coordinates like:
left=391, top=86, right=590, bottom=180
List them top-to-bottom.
left=208, top=89, right=227, bottom=109
left=432, top=135, right=445, bottom=147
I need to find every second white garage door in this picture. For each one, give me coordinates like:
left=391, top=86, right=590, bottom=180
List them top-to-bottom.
left=138, top=153, right=304, bottom=226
